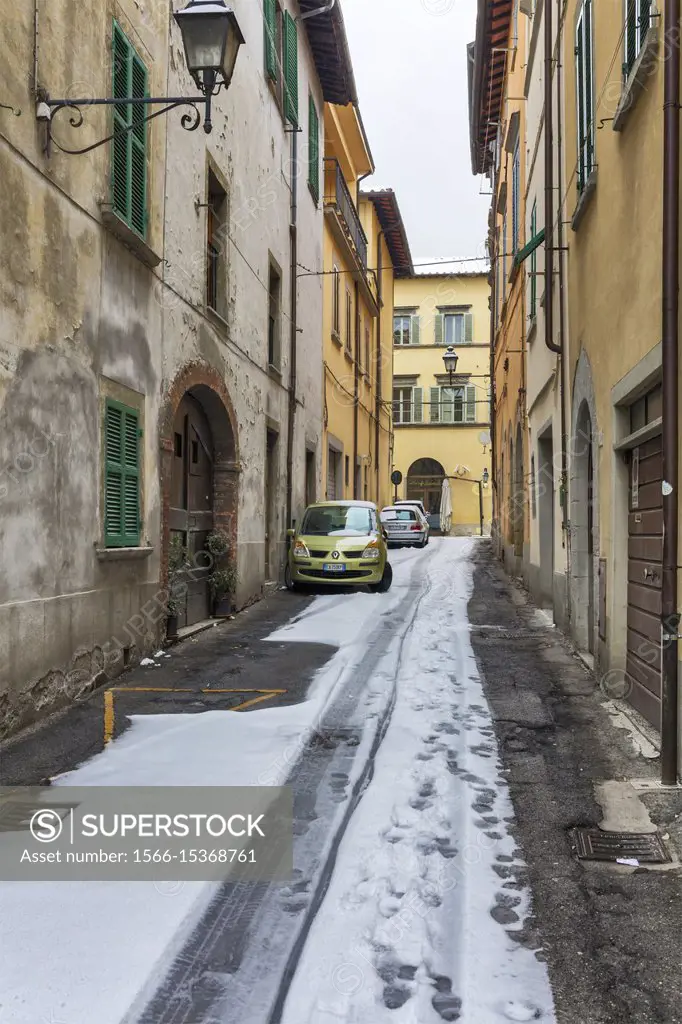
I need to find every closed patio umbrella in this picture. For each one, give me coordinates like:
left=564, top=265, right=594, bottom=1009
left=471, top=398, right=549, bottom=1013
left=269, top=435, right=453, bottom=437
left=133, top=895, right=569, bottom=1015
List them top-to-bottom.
left=439, top=477, right=452, bottom=535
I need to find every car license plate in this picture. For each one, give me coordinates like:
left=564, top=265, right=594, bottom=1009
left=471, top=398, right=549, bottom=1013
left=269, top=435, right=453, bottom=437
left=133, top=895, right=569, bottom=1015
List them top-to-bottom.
left=323, top=563, right=346, bottom=573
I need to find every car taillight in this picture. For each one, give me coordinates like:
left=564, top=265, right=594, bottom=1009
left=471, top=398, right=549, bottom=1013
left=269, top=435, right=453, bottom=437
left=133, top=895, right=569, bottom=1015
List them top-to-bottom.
left=410, top=524, right=422, bottom=531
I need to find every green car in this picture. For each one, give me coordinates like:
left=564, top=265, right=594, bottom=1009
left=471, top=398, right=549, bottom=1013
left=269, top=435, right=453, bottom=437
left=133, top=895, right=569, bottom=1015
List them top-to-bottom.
left=285, top=500, right=393, bottom=593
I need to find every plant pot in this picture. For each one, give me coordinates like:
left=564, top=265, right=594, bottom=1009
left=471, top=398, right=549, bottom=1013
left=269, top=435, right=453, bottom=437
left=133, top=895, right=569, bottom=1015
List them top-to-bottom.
left=213, top=596, right=233, bottom=618
left=166, top=613, right=179, bottom=639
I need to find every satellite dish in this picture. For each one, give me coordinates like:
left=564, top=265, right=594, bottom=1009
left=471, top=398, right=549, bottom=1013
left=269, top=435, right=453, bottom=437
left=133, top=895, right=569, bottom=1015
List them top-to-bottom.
left=479, top=430, right=491, bottom=446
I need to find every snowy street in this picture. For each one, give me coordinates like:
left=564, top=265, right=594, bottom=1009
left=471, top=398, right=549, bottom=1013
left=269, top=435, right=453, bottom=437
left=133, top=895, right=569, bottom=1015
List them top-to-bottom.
left=0, top=540, right=554, bottom=1024
left=3, top=540, right=682, bottom=1024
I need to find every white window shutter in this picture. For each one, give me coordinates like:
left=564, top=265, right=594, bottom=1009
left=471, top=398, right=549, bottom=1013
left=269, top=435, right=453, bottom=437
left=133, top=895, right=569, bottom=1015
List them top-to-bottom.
left=434, top=313, right=444, bottom=345
left=464, top=313, right=474, bottom=343
left=410, top=315, right=421, bottom=345
left=466, top=385, right=477, bottom=422
left=430, top=386, right=440, bottom=424
left=412, top=387, right=423, bottom=423
left=442, top=388, right=454, bottom=424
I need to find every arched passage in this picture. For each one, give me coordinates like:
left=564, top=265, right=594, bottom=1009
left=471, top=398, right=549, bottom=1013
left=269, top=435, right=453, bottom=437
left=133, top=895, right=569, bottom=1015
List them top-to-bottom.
left=570, top=349, right=599, bottom=655
left=160, top=365, right=240, bottom=626
left=407, top=458, right=445, bottom=518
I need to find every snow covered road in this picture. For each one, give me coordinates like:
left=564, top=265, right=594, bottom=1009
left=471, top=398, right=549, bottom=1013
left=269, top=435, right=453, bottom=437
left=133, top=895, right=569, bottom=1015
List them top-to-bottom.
left=0, top=540, right=555, bottom=1024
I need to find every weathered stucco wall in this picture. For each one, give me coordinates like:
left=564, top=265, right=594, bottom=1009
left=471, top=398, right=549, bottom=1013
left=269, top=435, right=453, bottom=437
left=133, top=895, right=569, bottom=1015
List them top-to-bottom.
left=0, top=0, right=325, bottom=736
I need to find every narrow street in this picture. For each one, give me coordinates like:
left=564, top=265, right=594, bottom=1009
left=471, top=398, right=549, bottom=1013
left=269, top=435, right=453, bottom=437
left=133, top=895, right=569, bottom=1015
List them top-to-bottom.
left=3, top=540, right=680, bottom=1024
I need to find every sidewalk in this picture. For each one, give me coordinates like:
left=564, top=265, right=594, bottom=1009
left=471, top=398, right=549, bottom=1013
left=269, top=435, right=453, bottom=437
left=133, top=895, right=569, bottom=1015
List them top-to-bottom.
left=469, top=545, right=682, bottom=1024
left=0, top=588, right=329, bottom=786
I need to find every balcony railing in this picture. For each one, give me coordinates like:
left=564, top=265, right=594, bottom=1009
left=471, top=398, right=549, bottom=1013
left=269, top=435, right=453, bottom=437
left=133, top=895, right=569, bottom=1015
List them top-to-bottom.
left=324, top=158, right=368, bottom=270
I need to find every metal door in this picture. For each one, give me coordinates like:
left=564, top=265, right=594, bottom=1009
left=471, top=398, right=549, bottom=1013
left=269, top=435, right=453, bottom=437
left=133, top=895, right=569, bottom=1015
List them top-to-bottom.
left=170, top=395, right=214, bottom=627
left=625, top=436, right=663, bottom=728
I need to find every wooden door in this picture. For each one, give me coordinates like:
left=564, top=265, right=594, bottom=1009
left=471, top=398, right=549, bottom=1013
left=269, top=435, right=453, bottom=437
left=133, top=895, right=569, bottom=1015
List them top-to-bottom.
left=170, top=395, right=214, bottom=627
left=626, top=436, right=663, bottom=728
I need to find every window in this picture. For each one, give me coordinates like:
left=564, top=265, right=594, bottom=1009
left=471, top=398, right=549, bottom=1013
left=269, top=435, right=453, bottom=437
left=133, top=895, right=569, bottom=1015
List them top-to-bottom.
left=264, top=0, right=284, bottom=106
left=576, top=0, right=595, bottom=193
left=624, top=0, right=651, bottom=77
left=282, top=10, right=298, bottom=126
left=112, top=22, right=147, bottom=237
left=308, top=94, right=320, bottom=201
left=512, top=141, right=520, bottom=254
left=207, top=170, right=227, bottom=317
left=529, top=201, right=538, bottom=319
left=502, top=214, right=507, bottom=289
left=268, top=262, right=281, bottom=368
left=332, top=263, right=340, bottom=336
left=345, top=290, right=353, bottom=353
left=434, top=312, right=474, bottom=345
left=393, top=314, right=420, bottom=345
left=365, top=321, right=371, bottom=378
left=393, top=385, right=423, bottom=425
left=429, top=385, right=477, bottom=425
left=104, top=398, right=141, bottom=547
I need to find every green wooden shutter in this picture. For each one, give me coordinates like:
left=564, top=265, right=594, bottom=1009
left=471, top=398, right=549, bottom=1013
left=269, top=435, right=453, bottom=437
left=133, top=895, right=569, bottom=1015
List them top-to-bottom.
left=264, top=0, right=277, bottom=82
left=584, top=0, right=593, bottom=180
left=625, top=0, right=637, bottom=73
left=639, top=0, right=651, bottom=45
left=575, top=10, right=586, bottom=191
left=283, top=11, right=298, bottom=126
left=111, top=22, right=147, bottom=236
left=112, top=24, right=131, bottom=223
left=308, top=94, right=320, bottom=201
left=530, top=202, right=537, bottom=317
left=434, top=313, right=444, bottom=345
left=464, top=313, right=474, bottom=343
left=411, top=315, right=421, bottom=345
left=465, top=385, right=477, bottom=423
left=430, top=386, right=440, bottom=424
left=412, top=387, right=423, bottom=424
left=104, top=399, right=141, bottom=548
left=104, top=401, right=124, bottom=546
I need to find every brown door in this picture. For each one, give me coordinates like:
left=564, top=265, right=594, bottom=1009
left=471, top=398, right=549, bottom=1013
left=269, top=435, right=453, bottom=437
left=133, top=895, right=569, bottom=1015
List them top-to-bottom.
left=170, top=395, right=214, bottom=628
left=265, top=430, right=278, bottom=580
left=626, top=435, right=663, bottom=728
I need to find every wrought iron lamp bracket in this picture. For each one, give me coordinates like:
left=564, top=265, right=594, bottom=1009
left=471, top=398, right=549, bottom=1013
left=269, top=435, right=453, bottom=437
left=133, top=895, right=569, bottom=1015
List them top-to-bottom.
left=40, top=91, right=220, bottom=157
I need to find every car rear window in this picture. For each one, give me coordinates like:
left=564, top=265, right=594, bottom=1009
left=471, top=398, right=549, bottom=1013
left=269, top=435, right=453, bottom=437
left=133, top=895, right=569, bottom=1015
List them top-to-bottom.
left=381, top=508, right=416, bottom=522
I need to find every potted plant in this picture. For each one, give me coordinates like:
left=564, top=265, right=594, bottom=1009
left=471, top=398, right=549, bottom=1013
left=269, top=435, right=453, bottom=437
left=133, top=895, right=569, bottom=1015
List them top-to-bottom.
left=206, top=529, right=231, bottom=563
left=166, top=535, right=189, bottom=640
left=209, top=563, right=239, bottom=618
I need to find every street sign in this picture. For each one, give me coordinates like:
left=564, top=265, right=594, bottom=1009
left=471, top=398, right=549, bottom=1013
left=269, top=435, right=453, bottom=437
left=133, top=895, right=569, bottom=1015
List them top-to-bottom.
left=390, top=470, right=402, bottom=485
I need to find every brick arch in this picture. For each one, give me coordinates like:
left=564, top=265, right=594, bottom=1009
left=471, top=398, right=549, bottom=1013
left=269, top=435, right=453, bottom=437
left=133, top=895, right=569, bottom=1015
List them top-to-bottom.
left=159, top=362, right=240, bottom=590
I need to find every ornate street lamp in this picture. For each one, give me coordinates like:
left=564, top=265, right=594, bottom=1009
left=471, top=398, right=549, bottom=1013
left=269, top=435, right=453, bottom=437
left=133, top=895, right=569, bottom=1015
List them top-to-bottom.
left=36, top=0, right=244, bottom=155
left=442, top=346, right=459, bottom=385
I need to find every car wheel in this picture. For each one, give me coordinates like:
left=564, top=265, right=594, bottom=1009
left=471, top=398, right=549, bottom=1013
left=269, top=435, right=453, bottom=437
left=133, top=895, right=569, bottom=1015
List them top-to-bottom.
left=420, top=535, right=427, bottom=548
left=370, top=561, right=393, bottom=593
left=284, top=563, right=301, bottom=592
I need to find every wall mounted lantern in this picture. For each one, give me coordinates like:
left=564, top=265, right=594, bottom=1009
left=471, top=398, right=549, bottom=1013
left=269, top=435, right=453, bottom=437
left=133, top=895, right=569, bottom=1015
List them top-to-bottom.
left=36, top=0, right=244, bottom=156
left=442, top=346, right=459, bottom=385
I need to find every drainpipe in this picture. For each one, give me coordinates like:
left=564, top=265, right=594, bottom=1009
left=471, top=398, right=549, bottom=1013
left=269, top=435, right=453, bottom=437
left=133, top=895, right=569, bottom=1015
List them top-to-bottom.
left=544, top=0, right=559, bottom=357
left=555, top=0, right=570, bottom=575
left=660, top=0, right=680, bottom=785
left=285, top=128, right=298, bottom=531
left=375, top=234, right=384, bottom=505
left=353, top=280, right=360, bottom=497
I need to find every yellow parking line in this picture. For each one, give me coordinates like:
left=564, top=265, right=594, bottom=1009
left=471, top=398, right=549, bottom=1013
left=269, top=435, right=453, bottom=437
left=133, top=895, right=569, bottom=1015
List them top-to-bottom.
left=103, top=688, right=287, bottom=745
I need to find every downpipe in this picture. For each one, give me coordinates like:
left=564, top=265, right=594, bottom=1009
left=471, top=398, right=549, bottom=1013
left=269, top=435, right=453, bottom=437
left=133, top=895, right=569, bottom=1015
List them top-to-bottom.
left=660, top=0, right=680, bottom=785
left=285, top=129, right=298, bottom=531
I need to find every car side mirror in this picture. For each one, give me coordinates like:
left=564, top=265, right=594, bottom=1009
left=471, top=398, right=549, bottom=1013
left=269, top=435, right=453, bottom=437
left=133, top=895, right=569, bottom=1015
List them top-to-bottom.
left=286, top=528, right=295, bottom=538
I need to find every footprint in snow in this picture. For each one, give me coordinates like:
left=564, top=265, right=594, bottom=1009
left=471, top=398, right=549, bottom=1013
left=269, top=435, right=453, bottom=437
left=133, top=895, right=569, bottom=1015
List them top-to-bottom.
left=501, top=1000, right=543, bottom=1020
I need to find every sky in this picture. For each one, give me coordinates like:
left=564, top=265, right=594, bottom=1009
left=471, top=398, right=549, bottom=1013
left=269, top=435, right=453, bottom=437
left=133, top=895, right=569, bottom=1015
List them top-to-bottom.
left=341, top=0, right=491, bottom=265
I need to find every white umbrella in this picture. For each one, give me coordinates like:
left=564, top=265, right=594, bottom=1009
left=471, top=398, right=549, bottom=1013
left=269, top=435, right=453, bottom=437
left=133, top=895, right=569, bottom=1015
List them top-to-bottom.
left=439, top=477, right=452, bottom=535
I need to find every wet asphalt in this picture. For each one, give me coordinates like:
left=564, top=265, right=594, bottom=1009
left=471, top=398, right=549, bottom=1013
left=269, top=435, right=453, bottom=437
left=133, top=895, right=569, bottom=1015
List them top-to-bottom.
left=469, top=545, right=682, bottom=1024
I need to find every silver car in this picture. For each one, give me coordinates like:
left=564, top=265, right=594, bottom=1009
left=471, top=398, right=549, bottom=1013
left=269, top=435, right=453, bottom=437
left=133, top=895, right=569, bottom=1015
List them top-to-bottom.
left=393, top=500, right=430, bottom=543
left=380, top=506, right=427, bottom=548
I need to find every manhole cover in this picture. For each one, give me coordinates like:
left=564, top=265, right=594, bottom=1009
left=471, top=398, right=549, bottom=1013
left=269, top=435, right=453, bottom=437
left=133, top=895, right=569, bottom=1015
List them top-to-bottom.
left=569, top=827, right=671, bottom=864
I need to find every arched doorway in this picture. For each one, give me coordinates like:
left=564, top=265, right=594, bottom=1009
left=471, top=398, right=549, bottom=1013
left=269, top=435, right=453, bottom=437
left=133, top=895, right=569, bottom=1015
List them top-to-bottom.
left=161, top=367, right=239, bottom=629
left=171, top=394, right=214, bottom=627
left=571, top=400, right=595, bottom=653
left=514, top=421, right=524, bottom=557
left=407, top=458, right=445, bottom=520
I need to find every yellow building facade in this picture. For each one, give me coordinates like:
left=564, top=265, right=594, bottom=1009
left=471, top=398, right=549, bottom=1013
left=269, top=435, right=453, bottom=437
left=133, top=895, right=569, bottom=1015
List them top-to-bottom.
left=469, top=0, right=529, bottom=568
left=321, top=105, right=412, bottom=510
left=392, top=273, right=492, bottom=534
